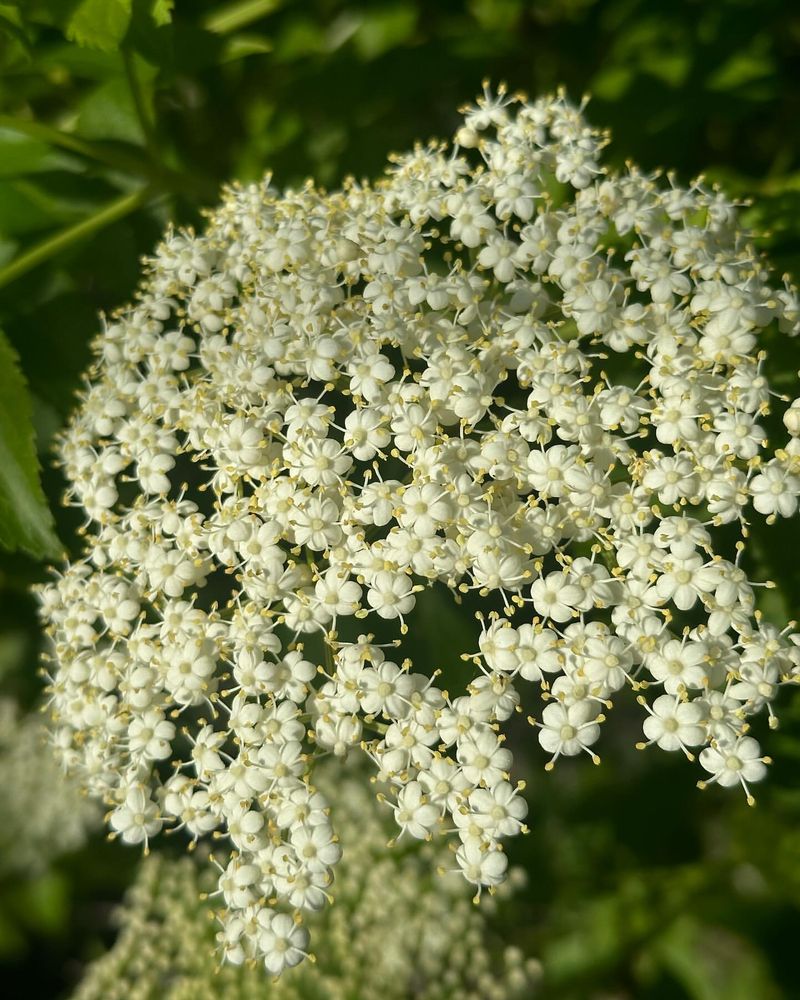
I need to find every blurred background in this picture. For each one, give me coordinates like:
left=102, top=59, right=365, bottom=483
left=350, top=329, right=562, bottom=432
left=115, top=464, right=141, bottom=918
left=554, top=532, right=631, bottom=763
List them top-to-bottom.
left=1, top=1, right=800, bottom=997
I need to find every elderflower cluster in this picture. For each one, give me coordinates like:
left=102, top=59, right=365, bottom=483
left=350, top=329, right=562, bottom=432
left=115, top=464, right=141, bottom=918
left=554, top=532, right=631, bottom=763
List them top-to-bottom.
left=42, top=83, right=800, bottom=974
left=0, top=699, right=96, bottom=875
left=72, top=766, right=539, bottom=1000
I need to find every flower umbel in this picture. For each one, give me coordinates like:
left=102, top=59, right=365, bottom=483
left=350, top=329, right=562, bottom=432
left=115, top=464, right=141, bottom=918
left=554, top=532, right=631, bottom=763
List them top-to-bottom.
left=41, top=84, right=800, bottom=973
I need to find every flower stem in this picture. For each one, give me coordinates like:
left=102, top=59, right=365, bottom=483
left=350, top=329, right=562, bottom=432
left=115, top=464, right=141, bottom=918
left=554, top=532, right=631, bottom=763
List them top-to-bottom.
left=0, top=116, right=201, bottom=194
left=0, top=186, right=154, bottom=289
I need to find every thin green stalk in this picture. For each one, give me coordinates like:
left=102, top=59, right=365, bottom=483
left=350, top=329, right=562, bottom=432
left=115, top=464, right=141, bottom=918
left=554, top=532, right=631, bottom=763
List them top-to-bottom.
left=203, top=0, right=282, bottom=34
left=0, top=115, right=145, bottom=173
left=0, top=116, right=199, bottom=194
left=0, top=186, right=153, bottom=289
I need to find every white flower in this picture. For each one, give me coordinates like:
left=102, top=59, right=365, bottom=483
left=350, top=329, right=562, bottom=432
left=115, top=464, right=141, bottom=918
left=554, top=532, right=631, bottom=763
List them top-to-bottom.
left=446, top=192, right=497, bottom=247
left=478, top=234, right=520, bottom=282
left=750, top=460, right=800, bottom=518
left=653, top=554, right=719, bottom=611
left=365, top=571, right=417, bottom=622
left=529, top=571, right=584, bottom=623
left=478, top=621, right=521, bottom=673
left=646, top=638, right=709, bottom=695
left=639, top=694, right=706, bottom=755
left=0, top=700, right=96, bottom=876
left=537, top=700, right=602, bottom=766
left=128, top=710, right=175, bottom=762
left=457, top=729, right=513, bottom=786
left=698, top=736, right=770, bottom=804
left=418, top=756, right=470, bottom=811
left=393, top=781, right=440, bottom=840
left=467, top=781, right=528, bottom=838
left=110, top=785, right=162, bottom=847
left=289, top=823, right=342, bottom=871
left=455, top=840, right=508, bottom=894
left=257, top=911, right=310, bottom=975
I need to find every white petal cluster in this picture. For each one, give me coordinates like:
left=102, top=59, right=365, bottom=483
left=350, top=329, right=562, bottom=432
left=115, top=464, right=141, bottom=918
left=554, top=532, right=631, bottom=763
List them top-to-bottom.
left=42, top=83, right=800, bottom=971
left=0, top=698, right=96, bottom=875
left=71, top=766, right=540, bottom=1000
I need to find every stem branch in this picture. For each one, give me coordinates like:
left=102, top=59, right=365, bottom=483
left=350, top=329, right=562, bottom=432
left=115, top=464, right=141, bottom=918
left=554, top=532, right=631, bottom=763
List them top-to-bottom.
left=0, top=186, right=154, bottom=289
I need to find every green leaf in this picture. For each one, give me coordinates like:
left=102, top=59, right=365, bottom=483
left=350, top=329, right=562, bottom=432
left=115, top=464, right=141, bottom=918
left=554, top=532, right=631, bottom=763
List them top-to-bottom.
left=65, top=0, right=132, bottom=51
left=150, top=0, right=173, bottom=26
left=203, top=0, right=284, bottom=35
left=468, top=0, right=521, bottom=32
left=0, top=3, right=31, bottom=49
left=352, top=4, right=417, bottom=60
left=219, top=31, right=273, bottom=62
left=33, top=39, right=122, bottom=80
left=707, top=43, right=775, bottom=92
left=646, top=51, right=691, bottom=88
left=591, top=65, right=634, bottom=101
left=76, top=76, right=147, bottom=144
left=0, top=237, right=18, bottom=267
left=7, top=292, right=96, bottom=415
left=0, top=329, right=61, bottom=560
left=7, top=871, right=69, bottom=935
left=651, top=916, right=782, bottom=1000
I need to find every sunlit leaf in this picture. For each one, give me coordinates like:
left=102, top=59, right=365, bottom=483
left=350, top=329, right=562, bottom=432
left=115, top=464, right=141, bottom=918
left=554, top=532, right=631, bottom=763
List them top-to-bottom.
left=65, top=0, right=132, bottom=52
left=150, top=0, right=173, bottom=26
left=203, top=0, right=285, bottom=35
left=468, top=0, right=521, bottom=32
left=0, top=3, right=30, bottom=49
left=352, top=4, right=417, bottom=59
left=219, top=32, right=273, bottom=62
left=707, top=44, right=775, bottom=92
left=591, top=65, right=633, bottom=100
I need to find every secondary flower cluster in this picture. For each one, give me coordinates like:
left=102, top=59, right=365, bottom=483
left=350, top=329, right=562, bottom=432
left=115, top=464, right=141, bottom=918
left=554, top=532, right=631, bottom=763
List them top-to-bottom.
left=42, top=84, right=800, bottom=974
left=0, top=698, right=96, bottom=876
left=72, top=766, right=539, bottom=1000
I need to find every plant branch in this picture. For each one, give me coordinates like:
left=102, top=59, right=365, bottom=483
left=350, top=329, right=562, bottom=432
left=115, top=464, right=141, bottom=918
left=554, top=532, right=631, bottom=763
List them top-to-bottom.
left=0, top=115, right=144, bottom=173
left=0, top=116, right=205, bottom=195
left=0, top=186, right=154, bottom=290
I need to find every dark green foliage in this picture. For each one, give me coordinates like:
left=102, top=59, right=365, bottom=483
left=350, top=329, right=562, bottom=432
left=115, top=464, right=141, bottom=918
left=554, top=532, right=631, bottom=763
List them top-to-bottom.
left=0, top=330, right=61, bottom=558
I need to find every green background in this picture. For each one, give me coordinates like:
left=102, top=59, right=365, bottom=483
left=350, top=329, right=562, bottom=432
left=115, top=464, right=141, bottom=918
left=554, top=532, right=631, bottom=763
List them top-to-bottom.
left=1, top=1, right=800, bottom=997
